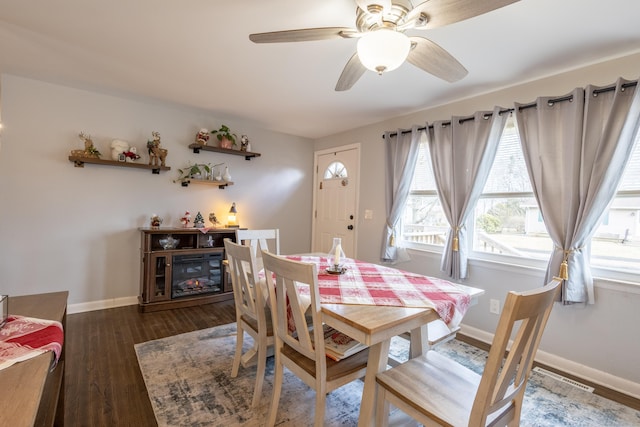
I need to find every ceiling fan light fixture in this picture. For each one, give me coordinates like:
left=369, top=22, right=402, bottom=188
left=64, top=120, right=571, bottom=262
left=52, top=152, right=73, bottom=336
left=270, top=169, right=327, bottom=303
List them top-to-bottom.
left=355, top=0, right=392, bottom=14
left=357, top=29, right=410, bottom=75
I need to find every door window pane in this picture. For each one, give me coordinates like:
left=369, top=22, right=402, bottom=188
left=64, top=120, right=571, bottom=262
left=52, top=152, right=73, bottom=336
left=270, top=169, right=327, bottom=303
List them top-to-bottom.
left=324, top=161, right=347, bottom=179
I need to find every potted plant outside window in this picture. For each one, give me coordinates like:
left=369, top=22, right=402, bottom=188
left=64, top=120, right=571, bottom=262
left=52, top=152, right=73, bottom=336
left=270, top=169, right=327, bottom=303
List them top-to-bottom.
left=211, top=125, right=237, bottom=149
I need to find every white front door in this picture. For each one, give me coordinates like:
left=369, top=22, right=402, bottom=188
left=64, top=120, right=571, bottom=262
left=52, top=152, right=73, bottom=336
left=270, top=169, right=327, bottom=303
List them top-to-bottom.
left=312, top=144, right=360, bottom=258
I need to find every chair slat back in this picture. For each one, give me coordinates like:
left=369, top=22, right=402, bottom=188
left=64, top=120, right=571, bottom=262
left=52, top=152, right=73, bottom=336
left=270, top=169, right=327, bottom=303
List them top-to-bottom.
left=236, top=229, right=280, bottom=257
left=224, top=238, right=266, bottom=326
left=262, top=251, right=325, bottom=366
left=469, top=278, right=562, bottom=426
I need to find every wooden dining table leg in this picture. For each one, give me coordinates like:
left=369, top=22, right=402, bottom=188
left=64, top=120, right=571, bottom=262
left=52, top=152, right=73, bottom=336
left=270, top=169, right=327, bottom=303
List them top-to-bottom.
left=408, top=324, right=430, bottom=359
left=357, top=338, right=391, bottom=427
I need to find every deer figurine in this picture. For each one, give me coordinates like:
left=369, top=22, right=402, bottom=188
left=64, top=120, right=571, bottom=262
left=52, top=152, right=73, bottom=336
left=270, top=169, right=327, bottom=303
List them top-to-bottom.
left=147, top=131, right=168, bottom=167
left=71, top=132, right=101, bottom=158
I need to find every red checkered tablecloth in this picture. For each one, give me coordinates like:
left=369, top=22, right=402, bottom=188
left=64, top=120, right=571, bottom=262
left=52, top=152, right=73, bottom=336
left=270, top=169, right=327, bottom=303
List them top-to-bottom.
left=285, top=256, right=471, bottom=329
left=0, top=315, right=64, bottom=371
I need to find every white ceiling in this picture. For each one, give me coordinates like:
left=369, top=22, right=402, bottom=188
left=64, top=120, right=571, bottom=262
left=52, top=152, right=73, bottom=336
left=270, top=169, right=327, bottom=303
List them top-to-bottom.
left=1, top=0, right=639, bottom=139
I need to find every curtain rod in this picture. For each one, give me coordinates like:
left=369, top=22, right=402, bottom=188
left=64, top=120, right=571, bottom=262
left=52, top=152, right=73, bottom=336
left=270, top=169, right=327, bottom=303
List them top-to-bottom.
left=383, top=80, right=638, bottom=139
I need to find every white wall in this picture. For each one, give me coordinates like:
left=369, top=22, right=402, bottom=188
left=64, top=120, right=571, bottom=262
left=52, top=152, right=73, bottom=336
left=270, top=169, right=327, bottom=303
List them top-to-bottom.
left=314, top=52, right=640, bottom=396
left=0, top=74, right=314, bottom=307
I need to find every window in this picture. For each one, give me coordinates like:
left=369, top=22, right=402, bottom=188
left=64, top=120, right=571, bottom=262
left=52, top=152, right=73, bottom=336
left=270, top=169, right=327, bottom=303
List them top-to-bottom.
left=401, top=116, right=640, bottom=280
left=472, top=117, right=553, bottom=263
left=401, top=135, right=447, bottom=247
left=591, top=135, right=640, bottom=274
left=324, top=161, right=347, bottom=179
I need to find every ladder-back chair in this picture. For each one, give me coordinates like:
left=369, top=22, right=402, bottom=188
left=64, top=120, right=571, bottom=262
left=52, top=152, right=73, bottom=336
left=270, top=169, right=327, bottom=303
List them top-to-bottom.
left=224, top=238, right=274, bottom=407
left=261, top=251, right=369, bottom=427
left=375, top=278, right=562, bottom=427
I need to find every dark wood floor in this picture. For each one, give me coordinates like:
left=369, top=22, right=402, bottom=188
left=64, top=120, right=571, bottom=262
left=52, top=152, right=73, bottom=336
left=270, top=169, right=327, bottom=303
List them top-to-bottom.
left=64, top=300, right=236, bottom=426
left=64, top=300, right=639, bottom=426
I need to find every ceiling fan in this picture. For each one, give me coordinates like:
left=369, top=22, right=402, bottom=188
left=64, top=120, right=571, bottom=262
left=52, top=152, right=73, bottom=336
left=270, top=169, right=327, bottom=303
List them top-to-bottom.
left=249, top=0, right=519, bottom=91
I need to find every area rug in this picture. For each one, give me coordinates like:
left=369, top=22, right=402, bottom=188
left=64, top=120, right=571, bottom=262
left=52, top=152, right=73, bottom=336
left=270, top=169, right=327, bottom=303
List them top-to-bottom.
left=135, top=323, right=640, bottom=426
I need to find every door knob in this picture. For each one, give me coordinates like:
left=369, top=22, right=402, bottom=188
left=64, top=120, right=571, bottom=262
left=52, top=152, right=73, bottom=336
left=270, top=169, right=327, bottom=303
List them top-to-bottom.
left=347, top=225, right=354, bottom=230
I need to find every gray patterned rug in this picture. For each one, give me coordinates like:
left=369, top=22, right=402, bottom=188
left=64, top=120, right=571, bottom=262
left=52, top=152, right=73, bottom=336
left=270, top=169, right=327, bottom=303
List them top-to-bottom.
left=134, top=323, right=640, bottom=426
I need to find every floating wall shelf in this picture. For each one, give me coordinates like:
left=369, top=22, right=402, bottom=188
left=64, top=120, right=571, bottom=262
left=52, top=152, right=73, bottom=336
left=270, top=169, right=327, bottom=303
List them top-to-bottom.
left=188, top=143, right=261, bottom=160
left=69, top=156, right=171, bottom=174
left=180, top=179, right=233, bottom=189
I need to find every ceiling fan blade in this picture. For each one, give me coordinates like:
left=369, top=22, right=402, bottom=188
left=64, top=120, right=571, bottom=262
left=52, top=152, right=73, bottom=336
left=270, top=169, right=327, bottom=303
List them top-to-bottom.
left=406, top=0, right=519, bottom=29
left=249, top=27, right=358, bottom=43
left=406, top=37, right=468, bottom=82
left=335, top=53, right=367, bottom=91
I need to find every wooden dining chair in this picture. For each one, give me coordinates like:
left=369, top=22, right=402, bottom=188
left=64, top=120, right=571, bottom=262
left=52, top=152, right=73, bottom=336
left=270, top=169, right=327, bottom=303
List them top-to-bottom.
left=236, top=228, right=280, bottom=256
left=223, top=238, right=274, bottom=408
left=261, top=251, right=370, bottom=427
left=375, top=278, right=562, bottom=427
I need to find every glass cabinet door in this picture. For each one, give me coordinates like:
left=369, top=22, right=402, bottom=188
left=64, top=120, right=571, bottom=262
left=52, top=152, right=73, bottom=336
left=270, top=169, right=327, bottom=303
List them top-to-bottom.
left=147, top=253, right=172, bottom=302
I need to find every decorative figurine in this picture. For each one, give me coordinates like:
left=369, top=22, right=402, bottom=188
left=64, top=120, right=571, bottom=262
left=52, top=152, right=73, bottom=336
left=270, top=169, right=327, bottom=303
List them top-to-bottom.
left=195, top=128, right=210, bottom=145
left=147, top=131, right=168, bottom=167
left=71, top=132, right=101, bottom=158
left=240, top=135, right=250, bottom=152
left=110, top=139, right=130, bottom=160
left=110, top=139, right=140, bottom=162
left=124, top=146, right=141, bottom=162
left=222, top=166, right=232, bottom=182
left=180, top=211, right=191, bottom=227
left=193, top=212, right=205, bottom=228
left=209, top=212, right=220, bottom=227
left=150, top=214, right=163, bottom=228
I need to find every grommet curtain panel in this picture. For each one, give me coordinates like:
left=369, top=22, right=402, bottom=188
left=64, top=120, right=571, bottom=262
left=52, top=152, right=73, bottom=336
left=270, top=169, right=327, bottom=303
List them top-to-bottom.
left=514, top=77, right=640, bottom=304
left=427, top=107, right=508, bottom=280
left=381, top=125, right=421, bottom=263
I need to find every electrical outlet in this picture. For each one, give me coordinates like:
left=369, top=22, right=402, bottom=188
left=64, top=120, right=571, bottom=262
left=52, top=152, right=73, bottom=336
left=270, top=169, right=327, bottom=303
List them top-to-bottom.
left=364, top=209, right=373, bottom=220
left=489, top=299, right=500, bottom=315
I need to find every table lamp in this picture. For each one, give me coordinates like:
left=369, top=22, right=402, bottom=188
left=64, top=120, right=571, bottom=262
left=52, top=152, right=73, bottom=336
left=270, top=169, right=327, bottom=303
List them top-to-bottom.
left=227, top=202, right=239, bottom=228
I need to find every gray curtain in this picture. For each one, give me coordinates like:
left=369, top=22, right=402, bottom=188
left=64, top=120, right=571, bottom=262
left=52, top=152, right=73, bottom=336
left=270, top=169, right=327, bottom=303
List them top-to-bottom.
left=514, top=78, right=640, bottom=304
left=427, top=107, right=508, bottom=279
left=381, top=125, right=422, bottom=263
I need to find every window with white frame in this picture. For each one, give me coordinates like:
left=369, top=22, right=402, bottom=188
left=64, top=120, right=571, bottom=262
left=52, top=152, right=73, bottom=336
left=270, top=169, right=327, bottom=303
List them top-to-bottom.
left=401, top=116, right=640, bottom=279
left=471, top=117, right=553, bottom=263
left=593, top=131, right=640, bottom=274
left=401, top=133, right=447, bottom=247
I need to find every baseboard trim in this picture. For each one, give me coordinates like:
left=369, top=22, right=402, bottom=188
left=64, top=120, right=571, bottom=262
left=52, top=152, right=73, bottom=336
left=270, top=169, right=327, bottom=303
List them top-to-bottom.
left=68, top=296, right=138, bottom=314
left=459, top=324, right=640, bottom=401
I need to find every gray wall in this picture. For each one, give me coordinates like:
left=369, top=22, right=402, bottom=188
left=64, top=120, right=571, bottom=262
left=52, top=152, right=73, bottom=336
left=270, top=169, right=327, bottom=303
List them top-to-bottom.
left=1, top=51, right=638, bottom=396
left=313, top=52, right=640, bottom=395
left=0, top=74, right=314, bottom=306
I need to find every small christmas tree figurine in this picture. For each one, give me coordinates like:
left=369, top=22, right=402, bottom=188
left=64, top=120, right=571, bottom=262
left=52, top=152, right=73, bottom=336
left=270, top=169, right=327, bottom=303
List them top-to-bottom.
left=193, top=211, right=205, bottom=228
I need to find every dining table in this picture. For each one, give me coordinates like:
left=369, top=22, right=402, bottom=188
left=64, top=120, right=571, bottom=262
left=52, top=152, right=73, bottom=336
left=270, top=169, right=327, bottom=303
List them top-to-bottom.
left=283, top=255, right=484, bottom=427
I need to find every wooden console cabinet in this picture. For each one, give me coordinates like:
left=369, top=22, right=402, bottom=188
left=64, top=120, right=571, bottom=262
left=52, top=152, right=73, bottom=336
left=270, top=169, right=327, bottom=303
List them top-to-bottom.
left=138, top=227, right=241, bottom=312
left=0, top=291, right=68, bottom=427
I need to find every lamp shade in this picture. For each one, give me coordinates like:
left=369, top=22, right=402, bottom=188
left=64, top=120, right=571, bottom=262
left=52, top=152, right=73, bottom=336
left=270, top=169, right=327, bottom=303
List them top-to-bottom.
left=357, top=29, right=411, bottom=74
left=227, top=202, right=238, bottom=228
